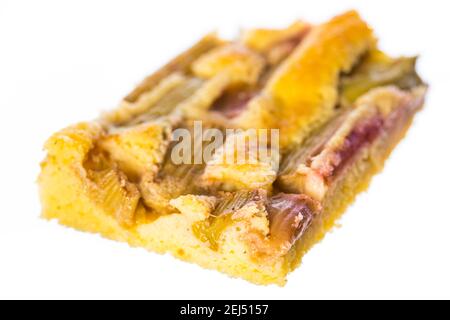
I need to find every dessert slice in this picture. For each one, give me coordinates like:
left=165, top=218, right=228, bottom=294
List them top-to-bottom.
left=39, top=11, right=427, bottom=286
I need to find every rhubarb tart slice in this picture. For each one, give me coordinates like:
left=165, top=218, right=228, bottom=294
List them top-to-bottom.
left=39, top=11, right=427, bottom=286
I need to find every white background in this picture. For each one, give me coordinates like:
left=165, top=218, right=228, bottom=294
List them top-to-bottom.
left=1, top=0, right=449, bottom=300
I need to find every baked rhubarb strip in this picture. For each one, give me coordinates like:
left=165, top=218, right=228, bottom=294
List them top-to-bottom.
left=278, top=86, right=427, bottom=200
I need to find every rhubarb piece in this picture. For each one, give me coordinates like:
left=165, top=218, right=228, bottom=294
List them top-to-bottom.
left=125, top=33, right=224, bottom=103
left=340, top=50, right=423, bottom=106
left=120, top=72, right=230, bottom=124
left=177, top=72, right=231, bottom=120
left=102, top=73, right=187, bottom=125
left=128, top=76, right=205, bottom=125
left=278, top=86, right=427, bottom=200
left=139, top=136, right=206, bottom=214
left=140, top=164, right=204, bottom=214
left=88, top=168, right=141, bottom=227
left=192, top=190, right=269, bottom=250
left=193, top=190, right=321, bottom=259
left=245, top=193, right=321, bottom=260
left=267, top=194, right=319, bottom=252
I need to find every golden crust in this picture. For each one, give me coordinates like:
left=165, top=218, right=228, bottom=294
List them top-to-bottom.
left=235, top=11, right=376, bottom=149
left=268, top=11, right=375, bottom=105
left=241, top=20, right=311, bottom=53
left=191, top=44, right=265, bottom=85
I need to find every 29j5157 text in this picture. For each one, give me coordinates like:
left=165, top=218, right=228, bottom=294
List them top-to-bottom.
left=179, top=304, right=270, bottom=317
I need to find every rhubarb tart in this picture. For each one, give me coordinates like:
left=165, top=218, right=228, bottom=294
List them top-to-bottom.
left=39, top=11, right=427, bottom=286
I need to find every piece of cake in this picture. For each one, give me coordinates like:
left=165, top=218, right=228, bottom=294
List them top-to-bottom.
left=38, top=11, right=427, bottom=286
